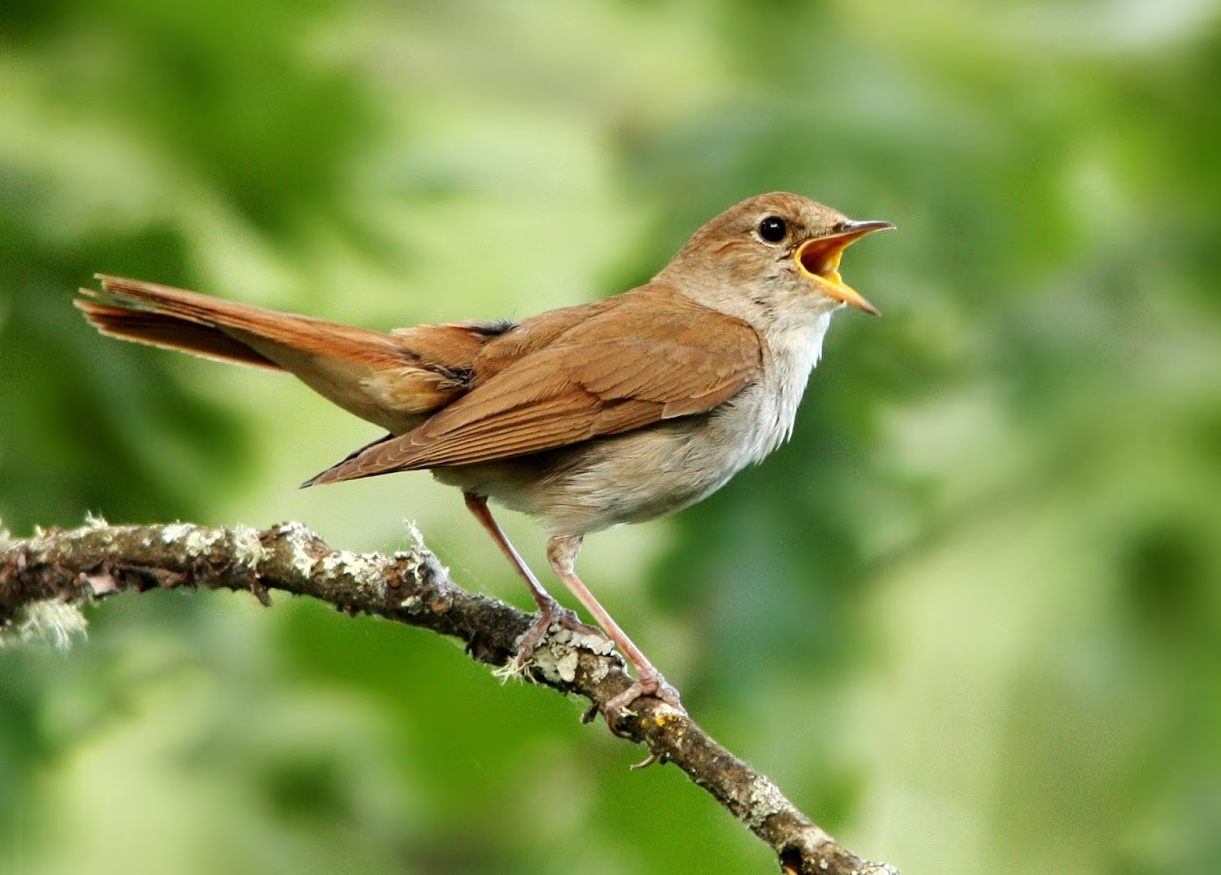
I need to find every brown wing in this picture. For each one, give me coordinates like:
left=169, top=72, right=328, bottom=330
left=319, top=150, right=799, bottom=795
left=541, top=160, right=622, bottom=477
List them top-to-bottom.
left=307, top=286, right=762, bottom=484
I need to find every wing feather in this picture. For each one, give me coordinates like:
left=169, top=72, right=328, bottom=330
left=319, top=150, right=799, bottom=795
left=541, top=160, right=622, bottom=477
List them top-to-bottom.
left=309, top=288, right=761, bottom=484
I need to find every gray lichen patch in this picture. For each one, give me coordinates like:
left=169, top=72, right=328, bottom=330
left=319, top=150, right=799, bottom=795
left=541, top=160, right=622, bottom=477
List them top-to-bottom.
left=83, top=511, right=109, bottom=529
left=159, top=522, right=195, bottom=545
left=265, top=522, right=321, bottom=577
left=158, top=523, right=229, bottom=557
left=230, top=524, right=267, bottom=568
left=184, top=527, right=225, bottom=555
left=286, top=542, right=318, bottom=578
left=319, top=550, right=388, bottom=597
left=392, top=550, right=427, bottom=580
left=0, top=600, right=88, bottom=649
left=524, top=625, right=615, bottom=684
left=554, top=649, right=581, bottom=682
left=744, top=778, right=790, bottom=829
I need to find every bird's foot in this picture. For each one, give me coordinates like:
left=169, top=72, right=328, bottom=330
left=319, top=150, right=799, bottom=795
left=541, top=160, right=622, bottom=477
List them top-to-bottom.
left=494, top=597, right=599, bottom=682
left=592, top=668, right=685, bottom=738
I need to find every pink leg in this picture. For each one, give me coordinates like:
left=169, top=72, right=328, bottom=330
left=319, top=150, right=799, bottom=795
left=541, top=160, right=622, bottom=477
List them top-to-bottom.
left=464, top=493, right=587, bottom=664
left=546, top=534, right=684, bottom=726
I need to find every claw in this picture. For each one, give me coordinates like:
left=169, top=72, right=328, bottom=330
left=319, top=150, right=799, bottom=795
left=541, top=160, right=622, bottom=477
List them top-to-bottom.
left=503, top=597, right=601, bottom=683
left=600, top=672, right=685, bottom=736
left=630, top=751, right=664, bottom=770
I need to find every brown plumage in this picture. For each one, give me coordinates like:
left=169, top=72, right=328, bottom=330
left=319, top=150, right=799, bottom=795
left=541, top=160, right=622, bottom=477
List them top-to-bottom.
left=76, top=192, right=892, bottom=726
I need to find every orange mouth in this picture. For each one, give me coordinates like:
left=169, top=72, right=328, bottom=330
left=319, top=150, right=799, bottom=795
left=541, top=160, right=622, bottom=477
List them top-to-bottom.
left=795, top=219, right=894, bottom=316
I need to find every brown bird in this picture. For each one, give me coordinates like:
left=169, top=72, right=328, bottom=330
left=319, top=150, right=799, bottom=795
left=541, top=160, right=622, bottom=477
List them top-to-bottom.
left=75, top=192, right=892, bottom=726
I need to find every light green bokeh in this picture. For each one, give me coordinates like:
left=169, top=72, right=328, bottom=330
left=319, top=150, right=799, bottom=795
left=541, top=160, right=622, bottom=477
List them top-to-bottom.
left=2, top=2, right=1219, bottom=874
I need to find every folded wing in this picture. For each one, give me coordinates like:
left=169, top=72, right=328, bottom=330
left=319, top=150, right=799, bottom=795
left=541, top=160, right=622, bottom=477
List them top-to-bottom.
left=307, top=287, right=761, bottom=483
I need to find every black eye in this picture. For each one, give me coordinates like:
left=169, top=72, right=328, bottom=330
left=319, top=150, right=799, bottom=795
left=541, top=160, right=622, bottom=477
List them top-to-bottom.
left=757, top=216, right=787, bottom=243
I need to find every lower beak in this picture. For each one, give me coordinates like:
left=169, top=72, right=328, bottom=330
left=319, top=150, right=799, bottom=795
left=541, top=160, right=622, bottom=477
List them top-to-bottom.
left=795, top=219, right=894, bottom=316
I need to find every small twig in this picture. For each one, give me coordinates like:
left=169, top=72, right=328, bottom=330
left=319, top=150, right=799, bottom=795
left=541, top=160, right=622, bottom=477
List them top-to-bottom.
left=0, top=519, right=897, bottom=875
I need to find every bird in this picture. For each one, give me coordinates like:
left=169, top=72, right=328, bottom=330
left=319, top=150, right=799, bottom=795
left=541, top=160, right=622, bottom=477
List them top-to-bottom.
left=75, top=192, right=892, bottom=727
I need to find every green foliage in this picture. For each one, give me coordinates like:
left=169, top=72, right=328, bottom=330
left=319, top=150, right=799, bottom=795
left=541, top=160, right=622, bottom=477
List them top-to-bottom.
left=2, top=2, right=1219, bottom=874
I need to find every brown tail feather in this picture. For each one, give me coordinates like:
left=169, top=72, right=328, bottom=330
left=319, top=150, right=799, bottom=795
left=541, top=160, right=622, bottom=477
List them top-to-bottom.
left=75, top=274, right=496, bottom=435
left=85, top=275, right=408, bottom=367
left=75, top=298, right=282, bottom=369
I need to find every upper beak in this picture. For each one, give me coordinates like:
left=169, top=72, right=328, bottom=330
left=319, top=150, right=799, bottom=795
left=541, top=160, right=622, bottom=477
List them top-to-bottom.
left=794, top=219, right=894, bottom=316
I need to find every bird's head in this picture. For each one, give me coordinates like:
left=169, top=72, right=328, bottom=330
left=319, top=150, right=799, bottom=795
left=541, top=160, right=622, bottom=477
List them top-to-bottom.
left=662, top=192, right=894, bottom=321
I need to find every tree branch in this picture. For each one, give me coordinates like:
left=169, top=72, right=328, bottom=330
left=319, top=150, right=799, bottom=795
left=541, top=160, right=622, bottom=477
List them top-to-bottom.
left=0, top=519, right=897, bottom=875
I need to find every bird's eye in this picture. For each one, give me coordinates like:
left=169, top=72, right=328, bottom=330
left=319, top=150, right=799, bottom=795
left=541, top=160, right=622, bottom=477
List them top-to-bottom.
left=757, top=216, right=787, bottom=243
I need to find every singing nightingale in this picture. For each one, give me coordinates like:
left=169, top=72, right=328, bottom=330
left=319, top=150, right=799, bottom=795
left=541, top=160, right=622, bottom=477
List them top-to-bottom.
left=75, top=192, right=892, bottom=725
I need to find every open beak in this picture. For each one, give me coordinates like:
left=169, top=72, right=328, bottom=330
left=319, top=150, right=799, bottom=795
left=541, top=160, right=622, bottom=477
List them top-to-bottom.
left=795, top=219, right=894, bottom=316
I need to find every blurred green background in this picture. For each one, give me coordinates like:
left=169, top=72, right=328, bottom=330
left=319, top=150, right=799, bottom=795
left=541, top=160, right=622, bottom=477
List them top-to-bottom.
left=2, top=1, right=1219, bottom=873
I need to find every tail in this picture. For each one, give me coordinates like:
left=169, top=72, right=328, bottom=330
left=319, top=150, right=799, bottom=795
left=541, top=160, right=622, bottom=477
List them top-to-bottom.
left=77, top=274, right=412, bottom=368
left=76, top=275, right=499, bottom=435
left=77, top=276, right=288, bottom=369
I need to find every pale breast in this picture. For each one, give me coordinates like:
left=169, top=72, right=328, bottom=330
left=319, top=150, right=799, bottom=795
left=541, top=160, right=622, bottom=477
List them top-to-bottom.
left=745, top=309, right=833, bottom=462
left=436, top=413, right=749, bottom=536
